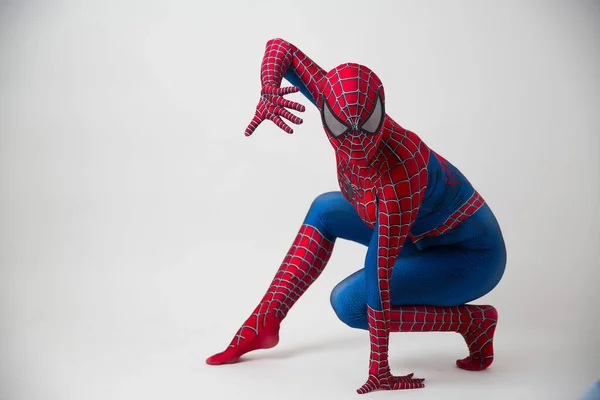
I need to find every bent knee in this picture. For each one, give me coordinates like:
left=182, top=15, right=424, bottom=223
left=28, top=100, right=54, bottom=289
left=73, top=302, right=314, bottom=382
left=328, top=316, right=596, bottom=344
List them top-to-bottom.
left=303, top=192, right=345, bottom=239
left=306, top=192, right=345, bottom=220
left=330, top=285, right=368, bottom=330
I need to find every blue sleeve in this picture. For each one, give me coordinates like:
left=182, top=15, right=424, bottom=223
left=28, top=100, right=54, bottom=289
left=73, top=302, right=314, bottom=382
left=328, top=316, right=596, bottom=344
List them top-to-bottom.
left=283, top=69, right=318, bottom=107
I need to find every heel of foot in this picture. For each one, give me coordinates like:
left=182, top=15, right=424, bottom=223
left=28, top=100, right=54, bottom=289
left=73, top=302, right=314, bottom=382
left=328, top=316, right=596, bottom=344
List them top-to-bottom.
left=457, top=305, right=497, bottom=371
left=483, top=305, right=498, bottom=321
left=207, top=319, right=281, bottom=365
left=258, top=319, right=281, bottom=349
left=259, top=334, right=279, bottom=349
left=456, top=356, right=493, bottom=371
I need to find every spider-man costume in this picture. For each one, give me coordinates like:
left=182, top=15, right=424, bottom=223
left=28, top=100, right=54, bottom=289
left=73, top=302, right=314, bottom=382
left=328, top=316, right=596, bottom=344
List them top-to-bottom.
left=206, top=38, right=507, bottom=394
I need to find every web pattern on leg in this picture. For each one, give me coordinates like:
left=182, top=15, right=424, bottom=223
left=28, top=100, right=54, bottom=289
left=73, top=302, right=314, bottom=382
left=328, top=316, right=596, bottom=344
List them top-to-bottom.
left=206, top=224, right=334, bottom=365
left=230, top=224, right=334, bottom=347
left=388, top=304, right=498, bottom=371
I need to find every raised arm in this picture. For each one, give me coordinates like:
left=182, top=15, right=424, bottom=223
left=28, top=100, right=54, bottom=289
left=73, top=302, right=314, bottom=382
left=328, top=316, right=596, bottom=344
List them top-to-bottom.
left=245, top=38, right=327, bottom=136
left=261, top=38, right=327, bottom=106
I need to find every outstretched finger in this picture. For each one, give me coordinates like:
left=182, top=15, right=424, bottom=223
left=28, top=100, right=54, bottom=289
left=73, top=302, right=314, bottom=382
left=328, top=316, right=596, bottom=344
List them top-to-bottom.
left=262, top=85, right=300, bottom=96
left=275, top=86, right=300, bottom=95
left=274, top=96, right=306, bottom=112
left=276, top=108, right=303, bottom=125
left=244, top=114, right=263, bottom=136
left=268, top=114, right=293, bottom=134
left=398, top=374, right=415, bottom=383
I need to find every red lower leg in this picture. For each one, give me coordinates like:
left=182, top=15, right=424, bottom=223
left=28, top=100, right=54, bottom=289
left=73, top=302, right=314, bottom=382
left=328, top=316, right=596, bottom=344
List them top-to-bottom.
left=206, top=224, right=334, bottom=365
left=388, top=305, right=498, bottom=371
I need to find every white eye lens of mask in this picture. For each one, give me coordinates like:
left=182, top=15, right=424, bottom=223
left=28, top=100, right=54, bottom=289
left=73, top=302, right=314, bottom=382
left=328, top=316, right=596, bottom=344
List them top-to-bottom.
left=361, top=95, right=384, bottom=134
left=323, top=99, right=349, bottom=137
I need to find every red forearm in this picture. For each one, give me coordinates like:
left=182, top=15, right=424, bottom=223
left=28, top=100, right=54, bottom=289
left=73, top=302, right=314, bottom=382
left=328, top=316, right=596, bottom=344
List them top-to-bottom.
left=260, top=38, right=326, bottom=102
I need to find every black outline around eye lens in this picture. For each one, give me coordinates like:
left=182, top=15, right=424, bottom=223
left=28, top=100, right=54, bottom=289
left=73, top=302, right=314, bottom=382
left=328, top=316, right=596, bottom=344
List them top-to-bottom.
left=359, top=90, right=385, bottom=134
left=321, top=94, right=350, bottom=138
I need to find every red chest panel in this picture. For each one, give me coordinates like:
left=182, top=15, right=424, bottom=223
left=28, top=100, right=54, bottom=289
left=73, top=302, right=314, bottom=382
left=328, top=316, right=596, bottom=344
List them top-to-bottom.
left=335, top=121, right=431, bottom=231
left=338, top=164, right=378, bottom=227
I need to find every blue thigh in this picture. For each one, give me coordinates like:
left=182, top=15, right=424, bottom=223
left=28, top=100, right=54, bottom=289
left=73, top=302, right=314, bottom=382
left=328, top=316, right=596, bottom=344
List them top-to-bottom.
left=302, top=191, right=373, bottom=245
left=330, top=205, right=507, bottom=330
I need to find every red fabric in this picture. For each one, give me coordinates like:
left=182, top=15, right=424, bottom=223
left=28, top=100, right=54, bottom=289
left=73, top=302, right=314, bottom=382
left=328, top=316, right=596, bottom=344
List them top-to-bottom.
left=206, top=225, right=333, bottom=365
left=389, top=305, right=498, bottom=371
left=357, top=306, right=426, bottom=394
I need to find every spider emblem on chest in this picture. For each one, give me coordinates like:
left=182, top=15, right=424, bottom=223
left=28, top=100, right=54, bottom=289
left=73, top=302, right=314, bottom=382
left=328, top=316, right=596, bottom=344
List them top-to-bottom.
left=338, top=163, right=379, bottom=215
left=340, top=169, right=365, bottom=203
left=345, top=178, right=357, bottom=199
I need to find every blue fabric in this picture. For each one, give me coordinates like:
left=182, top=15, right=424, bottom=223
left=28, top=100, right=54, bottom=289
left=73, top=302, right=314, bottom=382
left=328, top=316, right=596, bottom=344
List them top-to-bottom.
left=411, top=152, right=479, bottom=247
left=303, top=191, right=506, bottom=330
left=580, top=380, right=600, bottom=400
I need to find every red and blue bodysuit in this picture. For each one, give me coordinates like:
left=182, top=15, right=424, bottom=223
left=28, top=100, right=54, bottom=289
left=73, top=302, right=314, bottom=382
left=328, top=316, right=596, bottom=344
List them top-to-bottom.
left=206, top=38, right=507, bottom=394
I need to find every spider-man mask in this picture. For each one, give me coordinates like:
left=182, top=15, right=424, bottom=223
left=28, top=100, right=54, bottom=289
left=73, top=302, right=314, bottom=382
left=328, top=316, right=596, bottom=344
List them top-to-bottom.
left=320, top=63, right=386, bottom=167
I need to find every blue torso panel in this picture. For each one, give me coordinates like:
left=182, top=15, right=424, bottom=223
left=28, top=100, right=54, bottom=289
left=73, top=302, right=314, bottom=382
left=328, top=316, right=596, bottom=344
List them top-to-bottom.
left=410, top=151, right=477, bottom=238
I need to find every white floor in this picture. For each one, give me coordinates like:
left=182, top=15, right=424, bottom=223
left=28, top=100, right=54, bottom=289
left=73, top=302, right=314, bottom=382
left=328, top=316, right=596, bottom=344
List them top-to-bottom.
left=0, top=276, right=597, bottom=400
left=199, top=327, right=595, bottom=400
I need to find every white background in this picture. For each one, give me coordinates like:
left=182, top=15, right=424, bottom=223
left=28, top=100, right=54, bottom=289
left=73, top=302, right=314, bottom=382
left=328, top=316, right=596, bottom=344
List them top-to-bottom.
left=1, top=0, right=599, bottom=399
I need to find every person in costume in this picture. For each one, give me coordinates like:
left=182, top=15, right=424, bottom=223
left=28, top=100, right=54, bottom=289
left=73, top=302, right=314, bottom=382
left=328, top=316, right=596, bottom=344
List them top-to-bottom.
left=206, top=38, right=507, bottom=394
